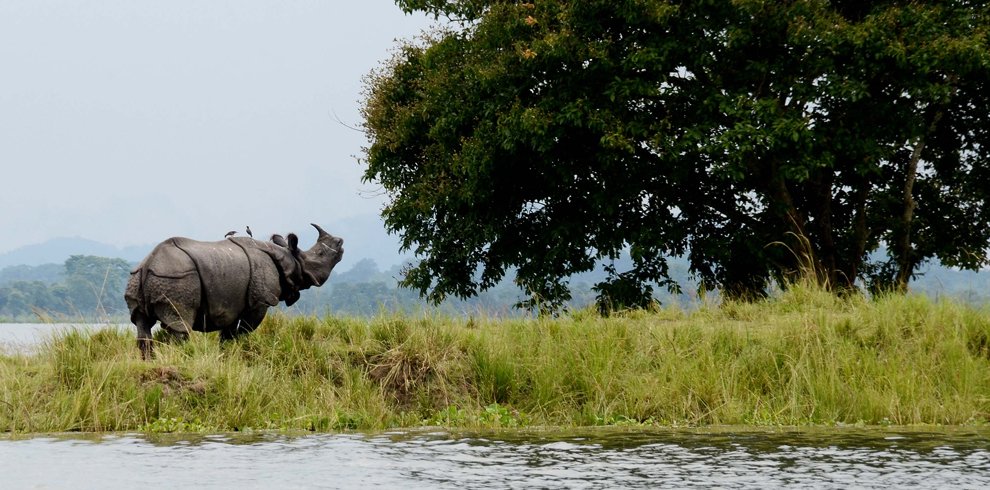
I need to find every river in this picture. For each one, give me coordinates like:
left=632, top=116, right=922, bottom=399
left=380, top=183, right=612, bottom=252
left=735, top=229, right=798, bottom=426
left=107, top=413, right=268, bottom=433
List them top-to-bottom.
left=0, top=322, right=124, bottom=354
left=1, top=428, right=988, bottom=488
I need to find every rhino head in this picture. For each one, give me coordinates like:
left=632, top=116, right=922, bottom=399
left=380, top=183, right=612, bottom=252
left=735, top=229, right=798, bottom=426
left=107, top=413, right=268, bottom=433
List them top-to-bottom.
left=266, top=223, right=343, bottom=306
left=299, top=223, right=344, bottom=288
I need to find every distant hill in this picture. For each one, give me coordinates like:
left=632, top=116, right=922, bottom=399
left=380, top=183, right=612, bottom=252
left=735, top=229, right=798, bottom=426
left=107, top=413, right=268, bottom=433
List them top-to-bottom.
left=0, top=214, right=412, bottom=273
left=0, top=237, right=153, bottom=269
left=910, top=264, right=990, bottom=305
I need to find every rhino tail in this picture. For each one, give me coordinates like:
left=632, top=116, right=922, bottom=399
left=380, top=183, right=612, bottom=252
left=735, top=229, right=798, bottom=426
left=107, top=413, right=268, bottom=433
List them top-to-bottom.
left=126, top=265, right=150, bottom=322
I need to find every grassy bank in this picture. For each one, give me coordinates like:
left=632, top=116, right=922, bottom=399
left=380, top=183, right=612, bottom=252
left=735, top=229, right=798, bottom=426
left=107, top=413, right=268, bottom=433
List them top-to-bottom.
left=2, top=286, right=989, bottom=433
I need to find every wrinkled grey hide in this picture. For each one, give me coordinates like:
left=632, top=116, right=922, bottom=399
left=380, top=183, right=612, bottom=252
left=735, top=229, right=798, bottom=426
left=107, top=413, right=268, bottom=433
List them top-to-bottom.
left=125, top=224, right=343, bottom=359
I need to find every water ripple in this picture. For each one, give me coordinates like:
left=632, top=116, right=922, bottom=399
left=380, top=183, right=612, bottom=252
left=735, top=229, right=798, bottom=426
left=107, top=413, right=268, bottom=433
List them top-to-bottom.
left=1, top=428, right=988, bottom=489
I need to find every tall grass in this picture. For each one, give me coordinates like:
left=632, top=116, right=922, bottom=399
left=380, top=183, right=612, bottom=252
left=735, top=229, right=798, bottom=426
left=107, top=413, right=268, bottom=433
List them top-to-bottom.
left=2, top=285, right=989, bottom=433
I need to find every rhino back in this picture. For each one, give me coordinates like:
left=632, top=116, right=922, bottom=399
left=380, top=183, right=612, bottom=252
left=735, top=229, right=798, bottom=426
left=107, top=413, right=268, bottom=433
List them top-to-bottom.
left=170, top=238, right=253, bottom=327
left=142, top=239, right=198, bottom=278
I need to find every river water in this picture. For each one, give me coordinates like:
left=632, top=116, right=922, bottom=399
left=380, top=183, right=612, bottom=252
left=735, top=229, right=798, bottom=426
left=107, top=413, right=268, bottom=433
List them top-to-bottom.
left=0, top=322, right=124, bottom=354
left=3, top=324, right=989, bottom=488
left=1, top=428, right=988, bottom=489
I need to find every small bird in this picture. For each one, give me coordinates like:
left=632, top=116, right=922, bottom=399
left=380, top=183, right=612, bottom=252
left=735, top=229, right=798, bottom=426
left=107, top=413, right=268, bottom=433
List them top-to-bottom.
left=246, top=226, right=253, bottom=238
left=224, top=230, right=237, bottom=238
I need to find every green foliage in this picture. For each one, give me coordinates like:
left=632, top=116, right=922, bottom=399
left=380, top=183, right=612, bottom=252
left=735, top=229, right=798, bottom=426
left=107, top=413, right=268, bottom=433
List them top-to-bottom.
left=363, top=0, right=990, bottom=310
left=62, top=255, right=130, bottom=317
left=0, top=256, right=130, bottom=320
left=0, top=264, right=63, bottom=285
left=479, top=403, right=522, bottom=427
left=426, top=405, right=468, bottom=425
left=139, top=417, right=208, bottom=433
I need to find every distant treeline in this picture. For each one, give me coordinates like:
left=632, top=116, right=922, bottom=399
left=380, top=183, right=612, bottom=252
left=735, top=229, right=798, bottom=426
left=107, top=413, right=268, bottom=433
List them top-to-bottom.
left=0, top=255, right=131, bottom=322
left=0, top=255, right=698, bottom=322
left=1, top=255, right=986, bottom=322
left=284, top=256, right=702, bottom=317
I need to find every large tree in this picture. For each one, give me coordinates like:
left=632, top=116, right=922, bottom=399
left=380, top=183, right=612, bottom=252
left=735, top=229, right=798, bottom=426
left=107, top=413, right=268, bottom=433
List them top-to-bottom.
left=362, top=0, right=990, bottom=310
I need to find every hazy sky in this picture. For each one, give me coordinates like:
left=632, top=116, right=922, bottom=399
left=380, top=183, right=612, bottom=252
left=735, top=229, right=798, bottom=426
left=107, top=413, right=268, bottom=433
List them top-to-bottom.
left=0, top=1, right=433, bottom=255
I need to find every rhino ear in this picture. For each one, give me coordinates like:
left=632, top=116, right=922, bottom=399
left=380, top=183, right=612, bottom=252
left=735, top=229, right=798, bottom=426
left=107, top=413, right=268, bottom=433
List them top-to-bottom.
left=287, top=233, right=299, bottom=254
left=270, top=234, right=288, bottom=248
left=259, top=243, right=303, bottom=298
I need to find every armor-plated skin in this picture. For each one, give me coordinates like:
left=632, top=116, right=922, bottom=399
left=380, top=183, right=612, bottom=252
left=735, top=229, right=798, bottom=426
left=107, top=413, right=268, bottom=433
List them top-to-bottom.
left=125, top=224, right=343, bottom=358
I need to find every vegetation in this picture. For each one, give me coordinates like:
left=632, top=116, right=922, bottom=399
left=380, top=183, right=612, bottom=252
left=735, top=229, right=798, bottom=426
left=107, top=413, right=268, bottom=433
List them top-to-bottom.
left=363, top=0, right=990, bottom=311
left=0, top=256, right=130, bottom=321
left=291, top=257, right=699, bottom=317
left=2, top=286, right=989, bottom=433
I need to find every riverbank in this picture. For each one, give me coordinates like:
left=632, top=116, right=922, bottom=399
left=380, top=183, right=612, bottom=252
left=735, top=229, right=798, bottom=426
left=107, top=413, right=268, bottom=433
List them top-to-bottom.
left=2, top=285, right=989, bottom=433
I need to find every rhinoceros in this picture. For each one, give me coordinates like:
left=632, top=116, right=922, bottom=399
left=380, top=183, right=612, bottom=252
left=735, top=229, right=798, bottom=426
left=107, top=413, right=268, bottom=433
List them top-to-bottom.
left=125, top=223, right=343, bottom=358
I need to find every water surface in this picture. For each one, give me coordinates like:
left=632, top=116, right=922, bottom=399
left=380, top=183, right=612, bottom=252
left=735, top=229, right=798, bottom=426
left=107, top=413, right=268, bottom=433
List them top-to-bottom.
left=0, top=323, right=123, bottom=353
left=2, top=428, right=988, bottom=489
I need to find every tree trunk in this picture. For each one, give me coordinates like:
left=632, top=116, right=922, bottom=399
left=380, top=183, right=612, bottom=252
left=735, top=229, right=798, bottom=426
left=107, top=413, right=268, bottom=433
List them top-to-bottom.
left=894, top=110, right=944, bottom=292
left=768, top=166, right=818, bottom=281
left=810, top=170, right=838, bottom=288
left=848, top=173, right=871, bottom=286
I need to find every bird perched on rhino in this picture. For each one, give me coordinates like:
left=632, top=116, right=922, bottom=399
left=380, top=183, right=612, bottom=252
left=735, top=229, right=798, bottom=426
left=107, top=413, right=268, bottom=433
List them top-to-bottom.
left=246, top=226, right=253, bottom=237
left=224, top=230, right=237, bottom=238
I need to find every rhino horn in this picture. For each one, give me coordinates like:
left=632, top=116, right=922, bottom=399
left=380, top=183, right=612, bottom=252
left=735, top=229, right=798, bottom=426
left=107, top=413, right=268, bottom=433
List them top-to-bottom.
left=311, top=223, right=330, bottom=239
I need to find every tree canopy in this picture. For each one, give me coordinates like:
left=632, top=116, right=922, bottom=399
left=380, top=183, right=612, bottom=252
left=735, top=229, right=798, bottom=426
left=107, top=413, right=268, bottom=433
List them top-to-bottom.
left=362, top=0, right=990, bottom=311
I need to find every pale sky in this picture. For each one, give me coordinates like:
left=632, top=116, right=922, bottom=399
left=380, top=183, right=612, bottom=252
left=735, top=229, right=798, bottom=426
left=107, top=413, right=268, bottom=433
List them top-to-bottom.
left=0, top=1, right=433, bottom=257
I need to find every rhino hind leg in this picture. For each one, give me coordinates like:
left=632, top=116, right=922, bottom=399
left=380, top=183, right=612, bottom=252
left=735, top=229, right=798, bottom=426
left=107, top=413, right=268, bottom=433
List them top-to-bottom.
left=132, top=310, right=157, bottom=360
